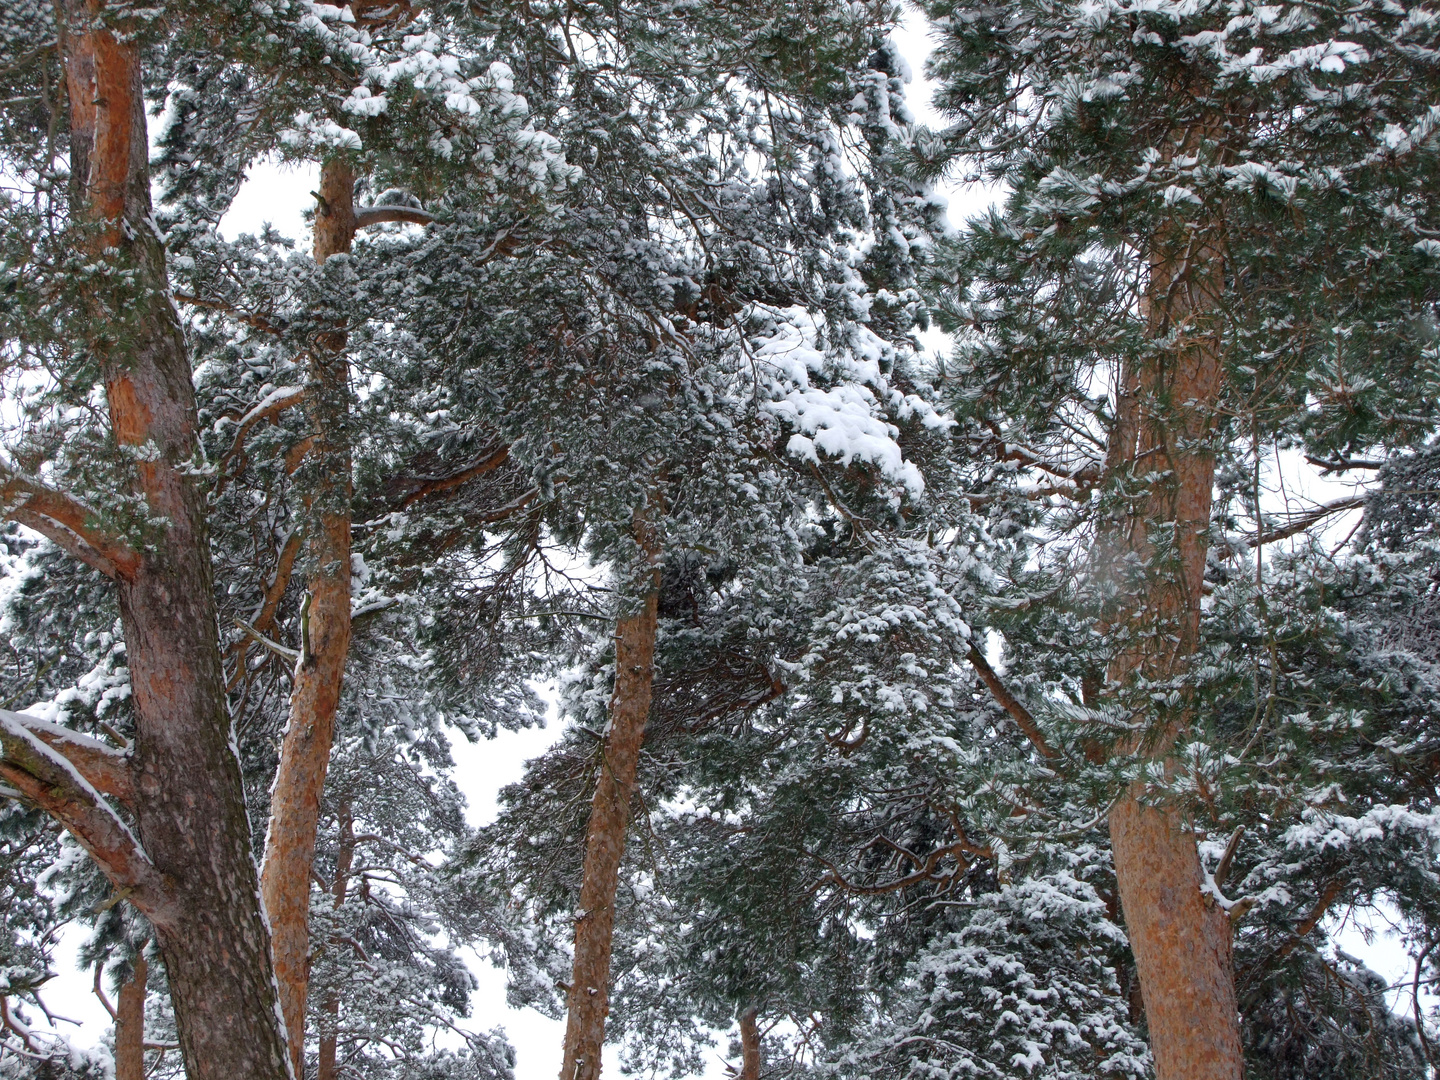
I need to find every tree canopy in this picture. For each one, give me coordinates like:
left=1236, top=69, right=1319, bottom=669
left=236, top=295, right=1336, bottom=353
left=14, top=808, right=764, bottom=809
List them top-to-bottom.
left=2, top=1, right=1439, bottom=1079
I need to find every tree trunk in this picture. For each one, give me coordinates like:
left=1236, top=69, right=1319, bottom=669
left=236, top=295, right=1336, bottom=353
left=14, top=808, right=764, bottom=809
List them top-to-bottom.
left=51, top=3, right=293, bottom=1078
left=261, top=156, right=358, bottom=1080
left=1100, top=195, right=1243, bottom=1080
left=559, top=516, right=662, bottom=1080
left=1111, top=797, right=1239, bottom=1079
left=316, top=800, right=355, bottom=1080
left=113, top=953, right=146, bottom=1080
left=739, top=1007, right=761, bottom=1080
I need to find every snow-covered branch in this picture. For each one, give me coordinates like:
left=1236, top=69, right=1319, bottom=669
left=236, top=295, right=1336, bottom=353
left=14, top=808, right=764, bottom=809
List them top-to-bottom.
left=355, top=204, right=436, bottom=228
left=0, top=468, right=141, bottom=580
left=0, top=710, right=175, bottom=927
left=0, top=710, right=135, bottom=803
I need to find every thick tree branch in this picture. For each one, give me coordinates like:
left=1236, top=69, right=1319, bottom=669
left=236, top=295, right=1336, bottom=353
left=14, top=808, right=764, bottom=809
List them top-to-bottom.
left=354, top=204, right=435, bottom=228
left=394, top=445, right=512, bottom=508
left=0, top=469, right=141, bottom=579
left=967, top=644, right=1059, bottom=760
left=0, top=710, right=173, bottom=926
left=0, top=711, right=135, bottom=803
left=1275, top=878, right=1346, bottom=959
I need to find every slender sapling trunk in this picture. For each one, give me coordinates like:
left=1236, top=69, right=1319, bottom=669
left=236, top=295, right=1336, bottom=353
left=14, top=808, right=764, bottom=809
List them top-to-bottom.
left=261, top=156, right=358, bottom=1079
left=559, top=512, right=662, bottom=1080
left=113, top=952, right=146, bottom=1080
left=739, top=1007, right=761, bottom=1080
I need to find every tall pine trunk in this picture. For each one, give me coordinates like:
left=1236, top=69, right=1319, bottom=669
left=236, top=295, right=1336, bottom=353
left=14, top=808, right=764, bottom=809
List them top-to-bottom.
left=55, top=3, right=292, bottom=1076
left=261, top=156, right=357, bottom=1079
left=1100, top=201, right=1243, bottom=1079
left=559, top=514, right=662, bottom=1080
left=113, top=953, right=146, bottom=1080
left=739, top=1008, right=761, bottom=1080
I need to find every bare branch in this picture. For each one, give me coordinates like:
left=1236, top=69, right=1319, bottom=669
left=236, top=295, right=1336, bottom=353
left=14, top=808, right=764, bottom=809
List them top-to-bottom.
left=1305, top=455, right=1384, bottom=474
left=1252, top=496, right=1366, bottom=546
left=967, top=644, right=1059, bottom=760
left=1213, top=824, right=1245, bottom=890
left=92, top=965, right=117, bottom=1020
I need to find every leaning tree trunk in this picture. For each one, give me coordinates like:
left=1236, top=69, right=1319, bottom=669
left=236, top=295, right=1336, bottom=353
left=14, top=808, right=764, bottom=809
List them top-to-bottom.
left=8, top=3, right=294, bottom=1077
left=261, top=156, right=358, bottom=1080
left=1099, top=194, right=1243, bottom=1079
left=559, top=514, right=662, bottom=1080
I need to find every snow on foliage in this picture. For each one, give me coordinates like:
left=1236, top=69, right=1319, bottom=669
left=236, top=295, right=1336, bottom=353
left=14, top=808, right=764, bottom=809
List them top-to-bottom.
left=750, top=306, right=951, bottom=499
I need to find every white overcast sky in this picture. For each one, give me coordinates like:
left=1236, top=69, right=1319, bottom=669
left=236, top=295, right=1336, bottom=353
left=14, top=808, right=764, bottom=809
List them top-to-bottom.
left=26, top=6, right=1417, bottom=1078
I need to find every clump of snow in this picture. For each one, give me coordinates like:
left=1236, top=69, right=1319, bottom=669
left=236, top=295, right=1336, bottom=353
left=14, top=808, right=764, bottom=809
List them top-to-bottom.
left=747, top=306, right=950, bottom=499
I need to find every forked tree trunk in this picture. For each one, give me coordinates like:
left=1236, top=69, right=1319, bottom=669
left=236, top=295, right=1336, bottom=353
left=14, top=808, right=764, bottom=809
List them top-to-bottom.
left=44, top=3, right=293, bottom=1077
left=261, top=156, right=358, bottom=1080
left=1100, top=188, right=1243, bottom=1079
left=559, top=515, right=662, bottom=1080
left=113, top=953, right=146, bottom=1080
left=739, top=1007, right=761, bottom=1080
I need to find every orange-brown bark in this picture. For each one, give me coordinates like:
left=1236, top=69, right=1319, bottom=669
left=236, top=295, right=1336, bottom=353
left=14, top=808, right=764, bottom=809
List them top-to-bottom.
left=48, top=3, right=293, bottom=1078
left=261, top=156, right=358, bottom=1079
left=1099, top=180, right=1242, bottom=1079
left=0, top=470, right=141, bottom=580
left=560, top=516, right=662, bottom=1080
left=228, top=528, right=304, bottom=691
left=966, top=645, right=1057, bottom=760
left=0, top=709, right=134, bottom=802
left=0, top=716, right=169, bottom=919
left=114, top=952, right=146, bottom=1080
left=739, top=1008, right=761, bottom=1080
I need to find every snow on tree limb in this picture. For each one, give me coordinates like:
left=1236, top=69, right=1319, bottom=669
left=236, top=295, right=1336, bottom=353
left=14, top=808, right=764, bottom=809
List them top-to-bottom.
left=354, top=204, right=436, bottom=228
left=0, top=468, right=142, bottom=580
left=0, top=709, right=174, bottom=927
left=0, top=710, right=135, bottom=803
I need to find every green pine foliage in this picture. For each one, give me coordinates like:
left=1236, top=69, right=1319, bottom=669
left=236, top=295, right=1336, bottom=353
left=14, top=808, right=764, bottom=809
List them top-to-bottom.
left=5, top=0, right=1440, bottom=1076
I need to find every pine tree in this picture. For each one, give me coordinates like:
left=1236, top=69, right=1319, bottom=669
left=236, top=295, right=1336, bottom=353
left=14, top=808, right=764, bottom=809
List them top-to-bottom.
left=917, top=0, right=1440, bottom=1075
left=0, top=1, right=294, bottom=1072
left=371, top=13, right=950, bottom=1077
